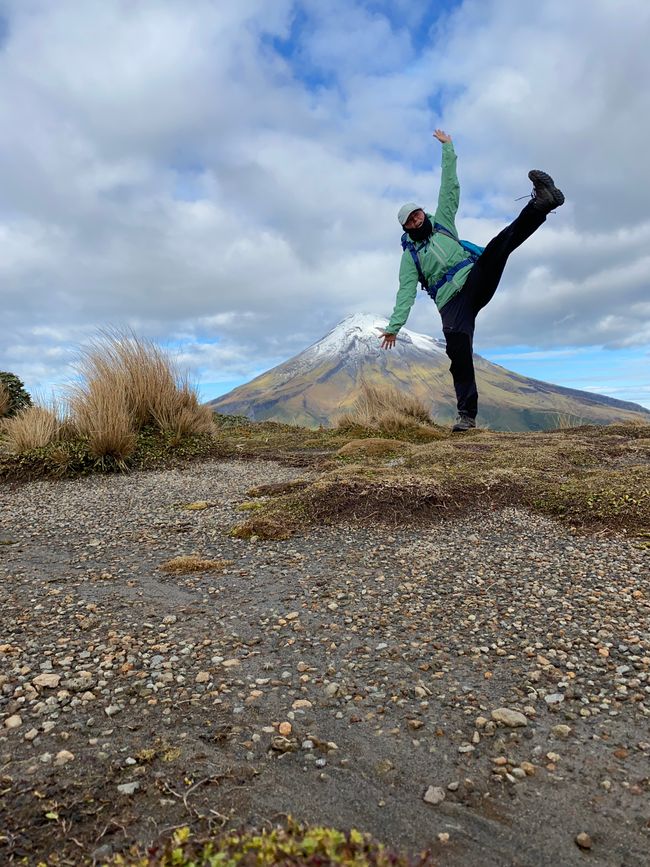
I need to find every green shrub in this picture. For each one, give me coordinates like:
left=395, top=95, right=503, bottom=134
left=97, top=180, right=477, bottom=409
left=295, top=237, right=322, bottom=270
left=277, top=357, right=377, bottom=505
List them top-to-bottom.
left=0, top=372, right=32, bottom=417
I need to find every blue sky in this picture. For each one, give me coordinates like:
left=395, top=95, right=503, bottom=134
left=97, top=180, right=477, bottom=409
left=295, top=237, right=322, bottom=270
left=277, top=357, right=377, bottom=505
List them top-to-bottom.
left=1, top=0, right=649, bottom=410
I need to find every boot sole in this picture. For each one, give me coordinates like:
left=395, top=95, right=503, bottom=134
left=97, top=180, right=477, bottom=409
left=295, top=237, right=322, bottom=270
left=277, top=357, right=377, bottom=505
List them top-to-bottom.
left=528, top=169, right=565, bottom=207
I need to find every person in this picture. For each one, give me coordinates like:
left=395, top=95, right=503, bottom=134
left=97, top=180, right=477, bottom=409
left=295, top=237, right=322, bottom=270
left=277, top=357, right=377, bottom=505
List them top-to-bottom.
left=380, top=129, right=564, bottom=432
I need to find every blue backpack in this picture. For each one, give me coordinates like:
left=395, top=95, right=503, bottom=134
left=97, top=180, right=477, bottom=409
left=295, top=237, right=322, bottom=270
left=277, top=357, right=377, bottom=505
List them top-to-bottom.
left=401, top=221, right=484, bottom=301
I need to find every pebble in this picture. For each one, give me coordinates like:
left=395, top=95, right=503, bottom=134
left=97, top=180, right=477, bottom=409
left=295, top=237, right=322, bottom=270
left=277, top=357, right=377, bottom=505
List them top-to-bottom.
left=33, top=673, right=61, bottom=688
left=491, top=708, right=527, bottom=728
left=4, top=714, right=22, bottom=729
left=552, top=725, right=572, bottom=738
left=54, top=749, right=74, bottom=766
left=117, top=782, right=140, bottom=795
left=423, top=786, right=446, bottom=805
left=575, top=832, right=592, bottom=850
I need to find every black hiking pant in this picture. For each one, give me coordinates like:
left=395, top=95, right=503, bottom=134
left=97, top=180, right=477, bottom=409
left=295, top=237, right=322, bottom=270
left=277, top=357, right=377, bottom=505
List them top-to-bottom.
left=439, top=201, right=546, bottom=419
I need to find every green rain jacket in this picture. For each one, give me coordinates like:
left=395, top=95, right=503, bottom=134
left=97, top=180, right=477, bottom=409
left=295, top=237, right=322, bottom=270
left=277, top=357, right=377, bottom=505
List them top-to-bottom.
left=386, top=141, right=473, bottom=334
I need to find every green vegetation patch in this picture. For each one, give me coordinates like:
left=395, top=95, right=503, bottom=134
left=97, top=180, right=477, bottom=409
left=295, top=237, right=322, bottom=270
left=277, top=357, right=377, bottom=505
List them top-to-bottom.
left=231, top=422, right=650, bottom=537
left=110, top=822, right=433, bottom=866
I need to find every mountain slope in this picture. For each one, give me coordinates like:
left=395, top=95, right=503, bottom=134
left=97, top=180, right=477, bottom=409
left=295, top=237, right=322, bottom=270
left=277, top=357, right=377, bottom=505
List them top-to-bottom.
left=209, top=313, right=650, bottom=431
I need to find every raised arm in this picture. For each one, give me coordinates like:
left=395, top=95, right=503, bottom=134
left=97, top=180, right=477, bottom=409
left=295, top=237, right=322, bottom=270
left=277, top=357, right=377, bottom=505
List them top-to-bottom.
left=432, top=130, right=460, bottom=235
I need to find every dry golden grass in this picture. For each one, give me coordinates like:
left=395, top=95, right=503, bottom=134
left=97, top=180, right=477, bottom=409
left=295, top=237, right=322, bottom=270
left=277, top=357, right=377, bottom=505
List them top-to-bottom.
left=68, top=329, right=215, bottom=459
left=69, top=374, right=136, bottom=462
left=0, top=382, right=10, bottom=418
left=338, top=382, right=443, bottom=440
left=1, top=405, right=62, bottom=452
left=160, top=555, right=231, bottom=574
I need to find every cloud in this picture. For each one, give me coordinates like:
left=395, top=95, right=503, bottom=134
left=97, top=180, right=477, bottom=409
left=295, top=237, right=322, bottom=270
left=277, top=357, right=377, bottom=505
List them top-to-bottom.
left=0, top=0, right=648, bottom=404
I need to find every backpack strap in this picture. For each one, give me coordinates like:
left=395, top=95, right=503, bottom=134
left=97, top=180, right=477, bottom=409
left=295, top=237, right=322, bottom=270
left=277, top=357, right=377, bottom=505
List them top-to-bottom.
left=400, top=232, right=429, bottom=290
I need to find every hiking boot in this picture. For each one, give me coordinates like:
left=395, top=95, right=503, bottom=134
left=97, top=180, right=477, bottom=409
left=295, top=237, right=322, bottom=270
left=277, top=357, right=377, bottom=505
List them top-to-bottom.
left=528, top=170, right=565, bottom=212
left=452, top=414, right=476, bottom=433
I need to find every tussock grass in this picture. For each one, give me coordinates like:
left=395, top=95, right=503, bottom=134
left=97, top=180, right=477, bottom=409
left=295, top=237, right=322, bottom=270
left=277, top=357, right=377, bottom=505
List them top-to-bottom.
left=0, top=329, right=221, bottom=477
left=71, top=329, right=215, bottom=447
left=0, top=382, right=10, bottom=418
left=338, top=382, right=444, bottom=441
left=1, top=404, right=63, bottom=452
left=159, top=555, right=231, bottom=574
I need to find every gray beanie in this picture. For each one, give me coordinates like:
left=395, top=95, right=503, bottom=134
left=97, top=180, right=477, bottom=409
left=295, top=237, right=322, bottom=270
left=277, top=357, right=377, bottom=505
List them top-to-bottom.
left=397, top=202, right=421, bottom=226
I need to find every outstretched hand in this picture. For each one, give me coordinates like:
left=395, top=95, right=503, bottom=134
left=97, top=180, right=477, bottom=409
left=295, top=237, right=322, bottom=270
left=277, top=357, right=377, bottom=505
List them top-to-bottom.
left=433, top=129, right=452, bottom=144
left=379, top=330, right=396, bottom=349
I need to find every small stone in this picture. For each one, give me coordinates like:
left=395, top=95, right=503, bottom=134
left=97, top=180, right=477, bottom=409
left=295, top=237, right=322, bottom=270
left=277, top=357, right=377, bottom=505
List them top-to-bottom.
left=285, top=612, right=300, bottom=620
left=162, top=615, right=177, bottom=625
left=222, top=659, right=240, bottom=668
left=195, top=671, right=210, bottom=683
left=33, top=673, right=61, bottom=689
left=324, top=683, right=340, bottom=698
left=544, top=693, right=564, bottom=705
left=292, top=699, right=312, bottom=710
left=105, top=705, right=122, bottom=717
left=491, top=708, right=527, bottom=728
left=4, top=714, right=22, bottom=729
left=278, top=722, right=292, bottom=736
left=552, top=724, right=572, bottom=738
left=24, top=728, right=39, bottom=741
left=54, top=750, right=74, bottom=766
left=546, top=752, right=561, bottom=763
left=520, top=762, right=536, bottom=776
left=511, top=767, right=527, bottom=779
left=447, top=781, right=460, bottom=791
left=117, top=782, right=140, bottom=795
left=423, top=786, right=446, bottom=805
left=437, top=832, right=450, bottom=844
left=575, top=832, right=592, bottom=850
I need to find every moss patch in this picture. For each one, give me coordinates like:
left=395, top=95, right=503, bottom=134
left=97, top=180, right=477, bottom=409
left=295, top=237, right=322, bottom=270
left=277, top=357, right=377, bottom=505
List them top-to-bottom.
left=110, top=821, right=434, bottom=866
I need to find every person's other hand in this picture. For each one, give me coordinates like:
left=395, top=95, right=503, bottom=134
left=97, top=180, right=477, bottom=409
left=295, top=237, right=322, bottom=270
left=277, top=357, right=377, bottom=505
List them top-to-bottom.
left=433, top=129, right=452, bottom=144
left=379, top=330, right=397, bottom=349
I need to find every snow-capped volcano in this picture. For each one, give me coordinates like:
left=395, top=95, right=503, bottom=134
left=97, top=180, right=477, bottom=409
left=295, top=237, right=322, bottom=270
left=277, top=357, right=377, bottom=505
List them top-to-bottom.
left=209, top=313, right=650, bottom=430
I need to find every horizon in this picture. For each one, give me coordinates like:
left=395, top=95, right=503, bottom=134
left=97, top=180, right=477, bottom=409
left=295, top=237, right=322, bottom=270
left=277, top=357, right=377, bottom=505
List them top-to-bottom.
left=1, top=1, right=649, bottom=410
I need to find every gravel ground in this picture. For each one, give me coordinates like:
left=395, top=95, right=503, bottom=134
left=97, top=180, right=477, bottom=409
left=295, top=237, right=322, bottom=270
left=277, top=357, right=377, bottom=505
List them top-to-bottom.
left=1, top=459, right=649, bottom=866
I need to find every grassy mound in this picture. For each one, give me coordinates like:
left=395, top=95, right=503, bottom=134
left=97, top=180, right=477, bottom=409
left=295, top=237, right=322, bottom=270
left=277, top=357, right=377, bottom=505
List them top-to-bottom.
left=231, top=422, right=650, bottom=537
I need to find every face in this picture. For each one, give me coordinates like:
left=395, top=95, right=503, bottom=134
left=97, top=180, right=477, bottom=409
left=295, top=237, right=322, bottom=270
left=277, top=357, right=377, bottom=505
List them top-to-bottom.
left=403, top=209, right=425, bottom=230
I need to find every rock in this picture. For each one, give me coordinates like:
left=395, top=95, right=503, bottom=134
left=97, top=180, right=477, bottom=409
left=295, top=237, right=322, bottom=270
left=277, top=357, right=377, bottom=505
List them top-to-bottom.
left=222, top=659, right=240, bottom=668
left=195, top=671, right=210, bottom=683
left=33, top=673, right=61, bottom=688
left=324, top=683, right=340, bottom=698
left=544, top=693, right=564, bottom=705
left=292, top=699, right=312, bottom=710
left=105, top=705, right=122, bottom=717
left=491, top=708, right=527, bottom=727
left=4, top=714, right=22, bottom=729
left=278, top=722, right=292, bottom=736
left=552, top=724, right=572, bottom=738
left=24, top=728, right=39, bottom=741
left=271, top=736, right=296, bottom=753
left=54, top=749, right=74, bottom=766
left=519, top=762, right=536, bottom=776
left=447, top=781, right=460, bottom=791
left=117, top=782, right=140, bottom=795
left=423, top=786, right=446, bottom=805
left=575, top=832, right=592, bottom=850
left=437, top=833, right=450, bottom=844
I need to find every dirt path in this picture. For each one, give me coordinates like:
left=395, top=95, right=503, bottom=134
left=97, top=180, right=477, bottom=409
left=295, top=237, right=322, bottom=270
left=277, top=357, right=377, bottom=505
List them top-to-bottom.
left=1, top=459, right=649, bottom=865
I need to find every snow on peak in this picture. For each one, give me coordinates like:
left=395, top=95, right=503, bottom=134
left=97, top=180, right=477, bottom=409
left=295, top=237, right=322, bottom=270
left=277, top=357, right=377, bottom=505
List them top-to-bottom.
left=303, top=312, right=446, bottom=359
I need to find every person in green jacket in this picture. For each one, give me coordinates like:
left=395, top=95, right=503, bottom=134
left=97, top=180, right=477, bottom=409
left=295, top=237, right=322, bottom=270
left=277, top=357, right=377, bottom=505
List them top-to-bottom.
left=380, top=129, right=564, bottom=432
